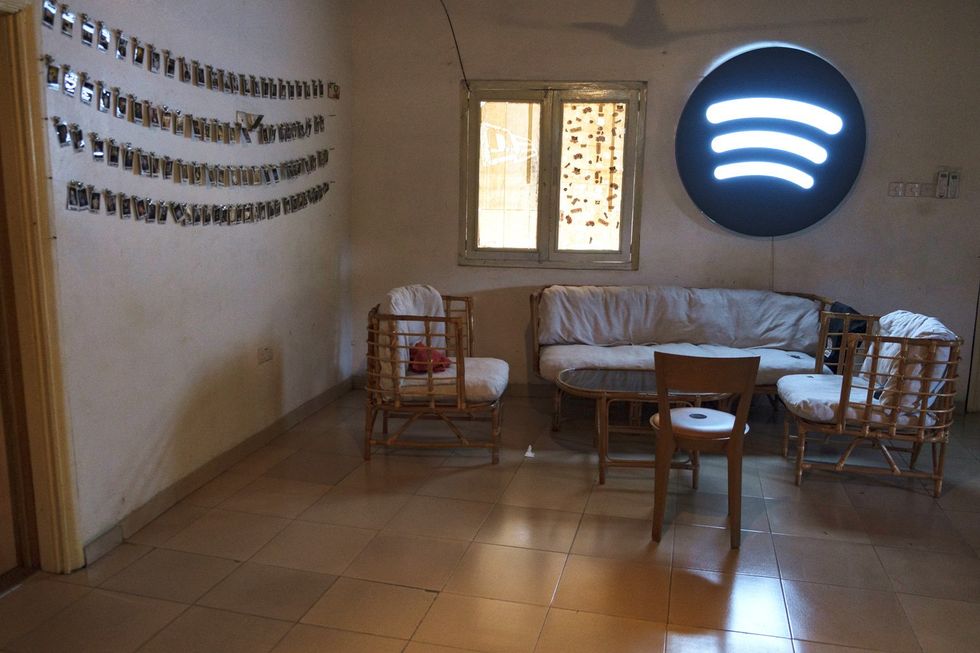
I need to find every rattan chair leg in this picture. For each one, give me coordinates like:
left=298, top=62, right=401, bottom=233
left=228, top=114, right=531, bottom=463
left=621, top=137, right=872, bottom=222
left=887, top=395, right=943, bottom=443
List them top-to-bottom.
left=552, top=387, right=563, bottom=431
left=491, top=403, right=501, bottom=465
left=363, top=405, right=375, bottom=461
left=782, top=417, right=791, bottom=458
left=795, top=424, right=807, bottom=486
left=910, top=441, right=923, bottom=470
left=933, top=441, right=947, bottom=498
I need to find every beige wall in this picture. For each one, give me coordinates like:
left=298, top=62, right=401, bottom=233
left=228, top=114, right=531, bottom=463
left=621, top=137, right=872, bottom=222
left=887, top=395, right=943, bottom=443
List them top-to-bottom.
left=39, top=0, right=352, bottom=544
left=350, top=0, right=980, bottom=390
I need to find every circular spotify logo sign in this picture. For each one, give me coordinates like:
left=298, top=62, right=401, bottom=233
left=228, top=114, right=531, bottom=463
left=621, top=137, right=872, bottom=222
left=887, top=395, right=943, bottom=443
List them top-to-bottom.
left=676, top=46, right=865, bottom=237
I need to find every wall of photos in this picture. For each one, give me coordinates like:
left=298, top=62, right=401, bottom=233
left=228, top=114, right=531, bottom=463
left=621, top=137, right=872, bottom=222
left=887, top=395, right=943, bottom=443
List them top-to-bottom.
left=38, top=0, right=352, bottom=545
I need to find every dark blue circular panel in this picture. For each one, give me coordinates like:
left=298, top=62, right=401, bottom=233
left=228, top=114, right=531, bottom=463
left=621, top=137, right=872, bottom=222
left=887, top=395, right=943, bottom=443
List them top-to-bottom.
left=676, top=47, right=865, bottom=237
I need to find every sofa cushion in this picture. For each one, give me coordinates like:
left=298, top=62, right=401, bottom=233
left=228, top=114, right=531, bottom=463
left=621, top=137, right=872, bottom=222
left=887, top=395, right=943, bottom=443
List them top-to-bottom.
left=537, top=285, right=821, bottom=354
left=540, top=342, right=822, bottom=385
left=400, top=357, right=509, bottom=403
left=778, top=373, right=935, bottom=427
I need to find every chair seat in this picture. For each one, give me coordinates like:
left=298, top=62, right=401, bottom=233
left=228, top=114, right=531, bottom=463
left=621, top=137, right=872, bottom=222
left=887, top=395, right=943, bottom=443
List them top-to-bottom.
left=400, top=357, right=509, bottom=403
left=651, top=407, right=749, bottom=438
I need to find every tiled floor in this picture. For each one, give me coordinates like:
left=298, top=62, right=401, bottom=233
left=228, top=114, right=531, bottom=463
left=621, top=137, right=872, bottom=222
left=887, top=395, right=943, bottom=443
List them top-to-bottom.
left=3, top=391, right=980, bottom=652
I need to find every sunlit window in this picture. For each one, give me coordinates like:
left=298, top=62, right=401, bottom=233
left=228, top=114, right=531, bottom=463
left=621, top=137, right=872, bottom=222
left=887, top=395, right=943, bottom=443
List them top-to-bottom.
left=460, top=82, right=646, bottom=269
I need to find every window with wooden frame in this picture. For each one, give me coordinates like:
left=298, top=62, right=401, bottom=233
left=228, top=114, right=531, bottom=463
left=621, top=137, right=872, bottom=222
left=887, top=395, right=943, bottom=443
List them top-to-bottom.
left=458, top=81, right=646, bottom=269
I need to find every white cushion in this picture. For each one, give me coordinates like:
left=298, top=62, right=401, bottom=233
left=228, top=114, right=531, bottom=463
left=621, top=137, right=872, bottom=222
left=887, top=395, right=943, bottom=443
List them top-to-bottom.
left=382, top=284, right=445, bottom=319
left=537, top=285, right=821, bottom=353
left=859, top=310, right=957, bottom=409
left=539, top=342, right=822, bottom=385
left=400, top=357, right=509, bottom=403
left=777, top=373, right=934, bottom=426
left=652, top=406, right=749, bottom=437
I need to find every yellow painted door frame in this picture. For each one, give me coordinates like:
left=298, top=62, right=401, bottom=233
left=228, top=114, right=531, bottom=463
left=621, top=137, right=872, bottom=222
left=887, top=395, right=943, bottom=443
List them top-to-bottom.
left=0, top=3, right=83, bottom=573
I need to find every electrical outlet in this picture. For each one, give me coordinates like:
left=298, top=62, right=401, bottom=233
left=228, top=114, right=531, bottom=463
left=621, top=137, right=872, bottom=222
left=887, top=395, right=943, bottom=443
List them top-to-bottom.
left=948, top=169, right=960, bottom=199
left=888, top=182, right=904, bottom=197
left=257, top=346, right=273, bottom=364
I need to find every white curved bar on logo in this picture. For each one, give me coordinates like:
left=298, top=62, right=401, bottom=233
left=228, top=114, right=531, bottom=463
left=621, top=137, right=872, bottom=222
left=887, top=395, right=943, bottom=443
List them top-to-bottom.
left=706, top=98, right=843, bottom=135
left=710, top=131, right=828, bottom=164
left=713, top=162, right=815, bottom=189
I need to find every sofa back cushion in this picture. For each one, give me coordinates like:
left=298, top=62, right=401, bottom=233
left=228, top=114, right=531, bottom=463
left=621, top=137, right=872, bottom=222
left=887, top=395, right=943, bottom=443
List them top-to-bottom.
left=537, top=285, right=821, bottom=354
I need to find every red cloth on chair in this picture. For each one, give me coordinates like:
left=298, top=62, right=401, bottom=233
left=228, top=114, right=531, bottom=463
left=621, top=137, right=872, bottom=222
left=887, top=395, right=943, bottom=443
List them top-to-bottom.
left=409, top=341, right=451, bottom=373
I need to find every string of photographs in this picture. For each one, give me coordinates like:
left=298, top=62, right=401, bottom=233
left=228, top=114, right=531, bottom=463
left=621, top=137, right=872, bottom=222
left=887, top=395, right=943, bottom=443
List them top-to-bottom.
left=42, top=1, right=340, bottom=101
left=45, top=56, right=326, bottom=146
left=51, top=116, right=329, bottom=188
left=65, top=180, right=331, bottom=226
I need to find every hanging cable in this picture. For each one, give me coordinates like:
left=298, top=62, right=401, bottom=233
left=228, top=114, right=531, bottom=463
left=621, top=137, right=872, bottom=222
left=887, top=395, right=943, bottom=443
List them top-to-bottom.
left=439, top=0, right=470, bottom=92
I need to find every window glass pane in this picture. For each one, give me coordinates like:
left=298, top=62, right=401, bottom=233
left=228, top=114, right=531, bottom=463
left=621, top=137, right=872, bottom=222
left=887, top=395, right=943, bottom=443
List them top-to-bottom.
left=477, top=101, right=540, bottom=249
left=557, top=101, right=626, bottom=251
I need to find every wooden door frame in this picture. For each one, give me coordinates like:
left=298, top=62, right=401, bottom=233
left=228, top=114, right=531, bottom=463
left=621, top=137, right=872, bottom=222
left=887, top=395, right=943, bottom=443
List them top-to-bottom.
left=0, top=4, right=83, bottom=573
left=968, top=280, right=980, bottom=412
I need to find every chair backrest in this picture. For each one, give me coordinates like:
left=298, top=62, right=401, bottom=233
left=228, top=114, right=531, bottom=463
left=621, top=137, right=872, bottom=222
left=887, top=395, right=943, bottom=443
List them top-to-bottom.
left=365, top=288, right=475, bottom=407
left=818, top=309, right=879, bottom=374
left=840, top=332, right=960, bottom=434
left=653, top=352, right=759, bottom=439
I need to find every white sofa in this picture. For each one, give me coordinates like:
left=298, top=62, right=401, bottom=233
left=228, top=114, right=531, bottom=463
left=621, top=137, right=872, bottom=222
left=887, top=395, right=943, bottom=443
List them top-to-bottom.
left=531, top=285, right=829, bottom=389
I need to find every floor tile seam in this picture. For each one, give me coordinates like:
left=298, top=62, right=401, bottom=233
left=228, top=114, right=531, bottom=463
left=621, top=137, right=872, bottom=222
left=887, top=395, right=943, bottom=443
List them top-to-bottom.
left=227, top=473, right=335, bottom=495
left=151, top=501, right=230, bottom=547
left=545, top=511, right=587, bottom=620
left=662, top=523, right=677, bottom=629
left=153, top=540, right=256, bottom=564
left=871, top=540, right=980, bottom=564
left=48, top=542, right=156, bottom=590
left=775, top=545, right=797, bottom=644
left=670, top=558, right=781, bottom=580
left=92, top=564, right=240, bottom=607
left=0, top=582, right=95, bottom=649
left=196, top=586, right=332, bottom=626
left=433, top=586, right=562, bottom=613
left=891, top=592, right=937, bottom=653
left=119, top=599, right=193, bottom=653
left=177, top=601, right=300, bottom=629
left=546, top=601, right=668, bottom=626
left=294, top=618, right=415, bottom=647
left=286, top=620, right=412, bottom=647
left=788, top=635, right=887, bottom=652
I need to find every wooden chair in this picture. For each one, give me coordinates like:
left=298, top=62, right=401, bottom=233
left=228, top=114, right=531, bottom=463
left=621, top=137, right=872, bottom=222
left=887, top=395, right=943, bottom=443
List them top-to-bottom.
left=364, top=285, right=508, bottom=463
left=778, top=310, right=960, bottom=497
left=650, top=352, right=759, bottom=549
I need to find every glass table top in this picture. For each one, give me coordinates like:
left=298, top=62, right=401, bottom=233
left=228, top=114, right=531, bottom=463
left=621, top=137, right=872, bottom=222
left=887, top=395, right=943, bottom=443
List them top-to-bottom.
left=556, top=368, right=659, bottom=397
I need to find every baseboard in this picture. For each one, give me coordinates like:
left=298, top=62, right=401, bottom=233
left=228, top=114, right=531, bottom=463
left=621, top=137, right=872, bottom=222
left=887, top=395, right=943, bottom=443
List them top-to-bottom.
left=82, top=378, right=353, bottom=566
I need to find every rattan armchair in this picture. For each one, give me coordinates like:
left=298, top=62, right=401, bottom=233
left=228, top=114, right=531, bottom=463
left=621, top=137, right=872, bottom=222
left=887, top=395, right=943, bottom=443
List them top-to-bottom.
left=364, top=285, right=508, bottom=463
left=778, top=310, right=961, bottom=496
